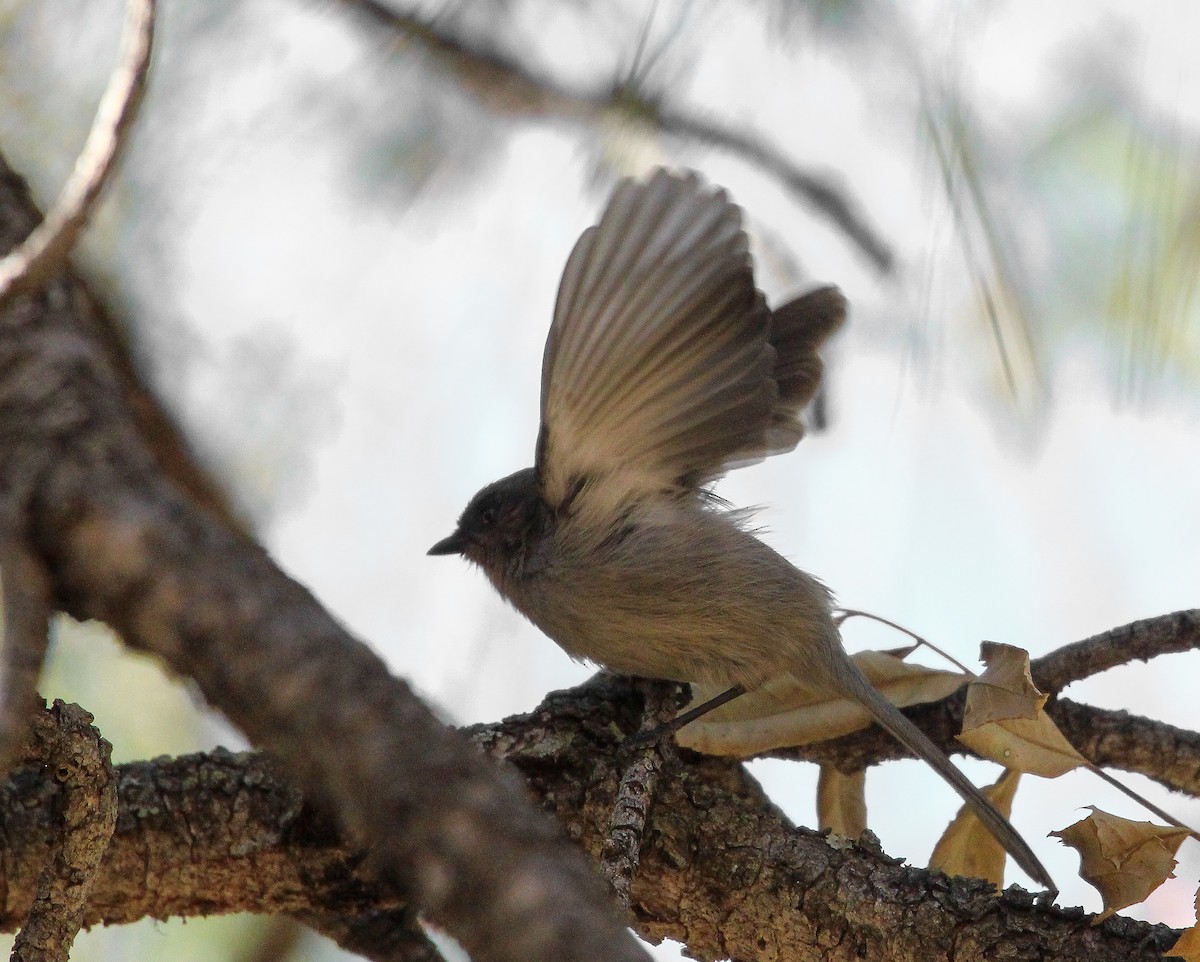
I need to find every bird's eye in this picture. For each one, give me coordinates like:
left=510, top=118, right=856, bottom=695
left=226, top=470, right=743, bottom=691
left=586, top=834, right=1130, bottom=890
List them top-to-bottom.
left=479, top=506, right=497, bottom=526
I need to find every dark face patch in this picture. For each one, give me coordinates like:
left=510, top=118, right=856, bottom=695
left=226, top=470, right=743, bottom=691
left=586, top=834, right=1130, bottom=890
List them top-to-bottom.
left=448, top=468, right=548, bottom=577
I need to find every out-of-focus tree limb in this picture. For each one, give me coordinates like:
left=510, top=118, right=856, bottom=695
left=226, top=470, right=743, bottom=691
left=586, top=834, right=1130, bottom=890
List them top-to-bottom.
left=0, top=0, right=155, bottom=309
left=334, top=0, right=895, bottom=273
left=0, top=150, right=649, bottom=962
left=0, top=525, right=51, bottom=771
left=297, top=910, right=448, bottom=962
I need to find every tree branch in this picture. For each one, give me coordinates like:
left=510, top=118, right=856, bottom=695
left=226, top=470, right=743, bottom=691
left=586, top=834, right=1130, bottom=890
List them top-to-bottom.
left=0, top=0, right=155, bottom=308
left=334, top=0, right=894, bottom=272
left=0, top=525, right=51, bottom=770
left=1030, top=609, right=1200, bottom=694
left=0, top=688, right=1181, bottom=962
left=297, top=910, right=447, bottom=962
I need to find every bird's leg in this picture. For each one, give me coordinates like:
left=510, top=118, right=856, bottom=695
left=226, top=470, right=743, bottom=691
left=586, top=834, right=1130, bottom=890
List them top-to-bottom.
left=626, top=684, right=746, bottom=749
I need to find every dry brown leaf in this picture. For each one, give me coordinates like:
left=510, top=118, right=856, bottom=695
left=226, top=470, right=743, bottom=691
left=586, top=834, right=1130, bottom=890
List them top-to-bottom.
left=957, top=642, right=1087, bottom=777
left=677, top=650, right=969, bottom=756
left=817, top=766, right=866, bottom=839
left=929, top=769, right=1021, bottom=887
left=1052, top=807, right=1190, bottom=922
left=1167, top=886, right=1200, bottom=960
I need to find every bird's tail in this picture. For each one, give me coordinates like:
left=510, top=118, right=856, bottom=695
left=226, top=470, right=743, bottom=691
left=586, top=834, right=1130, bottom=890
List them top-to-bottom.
left=831, top=656, right=1056, bottom=894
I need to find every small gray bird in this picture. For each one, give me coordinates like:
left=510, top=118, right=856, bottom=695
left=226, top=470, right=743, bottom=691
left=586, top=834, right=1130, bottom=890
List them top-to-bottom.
left=430, top=169, right=1054, bottom=892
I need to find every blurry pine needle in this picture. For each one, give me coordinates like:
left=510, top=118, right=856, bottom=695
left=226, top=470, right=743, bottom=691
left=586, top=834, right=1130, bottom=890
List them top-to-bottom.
left=919, top=85, right=1045, bottom=414
left=1111, top=109, right=1200, bottom=400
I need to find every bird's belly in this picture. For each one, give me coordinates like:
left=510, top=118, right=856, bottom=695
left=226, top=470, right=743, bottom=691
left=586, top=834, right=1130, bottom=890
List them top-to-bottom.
left=508, top=566, right=827, bottom=691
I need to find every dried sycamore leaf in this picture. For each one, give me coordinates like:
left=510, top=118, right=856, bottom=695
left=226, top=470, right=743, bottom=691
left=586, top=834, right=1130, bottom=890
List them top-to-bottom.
left=957, top=642, right=1087, bottom=777
left=677, top=650, right=969, bottom=756
left=817, top=766, right=866, bottom=839
left=928, top=769, right=1021, bottom=887
left=1052, top=807, right=1190, bottom=922
left=1167, top=887, right=1200, bottom=961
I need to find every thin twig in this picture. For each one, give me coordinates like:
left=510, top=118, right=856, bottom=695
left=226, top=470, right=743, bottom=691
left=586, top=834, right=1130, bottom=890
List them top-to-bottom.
left=0, top=0, right=155, bottom=308
left=335, top=0, right=894, bottom=273
left=834, top=607, right=975, bottom=675
left=1030, top=609, right=1200, bottom=694
left=1085, top=764, right=1199, bottom=839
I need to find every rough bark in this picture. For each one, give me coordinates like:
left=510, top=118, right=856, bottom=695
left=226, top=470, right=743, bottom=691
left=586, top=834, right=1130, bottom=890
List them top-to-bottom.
left=0, top=687, right=1183, bottom=962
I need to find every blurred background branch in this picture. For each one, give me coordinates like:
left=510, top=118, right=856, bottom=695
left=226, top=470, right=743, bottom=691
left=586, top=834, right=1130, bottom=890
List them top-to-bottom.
left=336, top=0, right=896, bottom=272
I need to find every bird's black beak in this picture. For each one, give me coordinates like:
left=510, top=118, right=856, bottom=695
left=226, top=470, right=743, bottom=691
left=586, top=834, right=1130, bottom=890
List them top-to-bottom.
left=427, top=531, right=467, bottom=556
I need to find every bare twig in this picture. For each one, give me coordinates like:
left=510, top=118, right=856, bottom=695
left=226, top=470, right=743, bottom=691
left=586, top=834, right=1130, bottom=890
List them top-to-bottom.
left=0, top=0, right=155, bottom=308
left=335, top=0, right=894, bottom=273
left=0, top=526, right=50, bottom=772
left=834, top=607, right=974, bottom=674
left=1030, top=609, right=1200, bottom=694
left=600, top=680, right=680, bottom=911
left=11, top=701, right=117, bottom=962
left=1085, top=764, right=1198, bottom=838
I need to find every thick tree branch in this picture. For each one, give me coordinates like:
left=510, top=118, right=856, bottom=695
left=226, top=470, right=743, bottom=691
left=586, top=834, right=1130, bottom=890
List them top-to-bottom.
left=0, top=0, right=155, bottom=308
left=335, top=0, right=894, bottom=272
left=0, top=154, right=647, bottom=962
left=489, top=678, right=1183, bottom=962
left=0, top=688, right=1181, bottom=962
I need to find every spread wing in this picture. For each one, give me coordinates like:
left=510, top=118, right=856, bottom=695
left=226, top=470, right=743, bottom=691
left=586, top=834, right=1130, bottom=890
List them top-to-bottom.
left=536, top=168, right=845, bottom=514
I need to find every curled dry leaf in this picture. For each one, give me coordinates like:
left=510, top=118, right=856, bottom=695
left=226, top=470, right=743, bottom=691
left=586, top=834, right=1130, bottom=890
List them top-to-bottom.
left=957, top=642, right=1086, bottom=777
left=677, top=650, right=969, bottom=756
left=817, top=766, right=866, bottom=839
left=929, top=769, right=1022, bottom=888
left=1052, top=807, right=1190, bottom=923
left=1167, top=886, right=1200, bottom=961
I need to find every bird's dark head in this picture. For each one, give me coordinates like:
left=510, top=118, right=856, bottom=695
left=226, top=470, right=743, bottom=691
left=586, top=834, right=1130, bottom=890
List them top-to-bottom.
left=428, top=467, right=549, bottom=579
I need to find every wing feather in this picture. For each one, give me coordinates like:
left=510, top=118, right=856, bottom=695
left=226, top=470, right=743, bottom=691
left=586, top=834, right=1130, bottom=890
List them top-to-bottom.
left=538, top=169, right=844, bottom=513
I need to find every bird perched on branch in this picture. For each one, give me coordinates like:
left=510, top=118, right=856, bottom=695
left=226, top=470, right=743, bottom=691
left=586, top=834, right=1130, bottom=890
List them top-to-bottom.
left=430, top=168, right=1054, bottom=893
